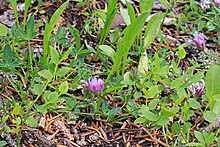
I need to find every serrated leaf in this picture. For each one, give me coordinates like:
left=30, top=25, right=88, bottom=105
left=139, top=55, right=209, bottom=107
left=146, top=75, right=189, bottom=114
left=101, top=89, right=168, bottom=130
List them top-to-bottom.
left=38, top=70, right=53, bottom=80
left=59, top=81, right=69, bottom=94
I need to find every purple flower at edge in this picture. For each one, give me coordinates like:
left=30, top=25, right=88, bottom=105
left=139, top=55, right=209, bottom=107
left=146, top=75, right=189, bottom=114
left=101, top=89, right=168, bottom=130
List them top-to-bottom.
left=214, top=0, right=220, bottom=7
left=187, top=32, right=206, bottom=50
left=85, top=78, right=104, bottom=93
left=195, top=88, right=204, bottom=98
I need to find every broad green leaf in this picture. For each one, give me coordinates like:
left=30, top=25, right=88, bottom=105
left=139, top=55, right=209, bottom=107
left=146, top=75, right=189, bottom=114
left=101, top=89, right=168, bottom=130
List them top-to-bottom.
left=140, top=0, right=154, bottom=14
left=126, top=1, right=136, bottom=23
left=120, top=8, right=130, bottom=26
left=143, top=12, right=163, bottom=49
left=26, top=16, right=35, bottom=40
left=0, top=23, right=8, bottom=36
left=3, top=44, right=13, bottom=64
left=99, top=45, right=115, bottom=60
left=177, top=46, right=186, bottom=60
left=50, top=47, right=59, bottom=63
left=138, top=52, right=148, bottom=75
left=206, top=65, right=220, bottom=102
left=56, top=67, right=70, bottom=77
left=38, top=70, right=53, bottom=80
left=182, top=72, right=204, bottom=88
left=170, top=76, right=185, bottom=89
left=59, top=81, right=69, bottom=94
left=34, top=84, right=44, bottom=95
left=144, top=85, right=161, bottom=98
left=177, top=87, right=186, bottom=99
left=148, top=99, right=159, bottom=110
left=188, top=99, right=201, bottom=109
left=12, top=103, right=22, bottom=115
left=140, top=106, right=157, bottom=121
left=204, top=111, right=217, bottom=123
left=25, top=116, right=38, bottom=128
left=134, top=116, right=147, bottom=124
left=156, top=117, right=169, bottom=126
left=172, top=122, right=180, bottom=135
left=183, top=122, right=191, bottom=135
left=194, top=130, right=206, bottom=145
left=0, top=141, right=7, bottom=147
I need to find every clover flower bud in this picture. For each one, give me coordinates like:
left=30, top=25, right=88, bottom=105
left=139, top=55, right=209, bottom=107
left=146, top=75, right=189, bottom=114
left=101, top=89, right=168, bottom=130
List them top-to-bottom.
left=214, top=0, right=220, bottom=6
left=188, top=32, right=206, bottom=50
left=85, top=78, right=104, bottom=94
left=195, top=88, right=204, bottom=97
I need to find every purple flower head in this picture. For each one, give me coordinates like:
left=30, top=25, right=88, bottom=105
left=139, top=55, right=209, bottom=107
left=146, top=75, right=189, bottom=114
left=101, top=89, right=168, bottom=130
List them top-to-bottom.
left=214, top=0, right=220, bottom=6
left=188, top=32, right=206, bottom=50
left=85, top=78, right=104, bottom=93
left=195, top=88, right=204, bottom=98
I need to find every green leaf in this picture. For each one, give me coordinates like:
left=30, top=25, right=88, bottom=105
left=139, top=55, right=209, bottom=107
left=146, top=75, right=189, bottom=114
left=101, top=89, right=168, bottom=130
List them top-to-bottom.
left=99, top=0, right=118, bottom=44
left=140, top=0, right=154, bottom=14
left=159, top=0, right=171, bottom=8
left=43, top=1, right=69, bottom=63
left=126, top=1, right=136, bottom=23
left=120, top=8, right=130, bottom=26
left=143, top=12, right=163, bottom=49
left=26, top=16, right=35, bottom=40
left=0, top=23, right=8, bottom=36
left=68, top=25, right=80, bottom=51
left=3, top=44, right=13, bottom=64
left=99, top=45, right=115, bottom=60
left=177, top=46, right=186, bottom=60
left=50, top=47, right=59, bottom=63
left=60, top=48, right=72, bottom=61
left=138, top=52, right=148, bottom=75
left=206, top=65, right=220, bottom=102
left=56, top=67, right=70, bottom=77
left=38, top=70, right=53, bottom=80
left=182, top=72, right=204, bottom=88
left=171, top=76, right=185, bottom=89
left=59, top=81, right=69, bottom=94
left=34, top=84, right=44, bottom=95
left=144, top=85, right=160, bottom=98
left=177, top=87, right=186, bottom=99
left=148, top=99, right=159, bottom=110
left=188, top=99, right=201, bottom=109
left=12, top=103, right=22, bottom=115
left=140, top=106, right=157, bottom=121
left=204, top=111, right=217, bottom=123
left=25, top=116, right=38, bottom=128
left=134, top=116, right=147, bottom=124
left=156, top=117, right=169, bottom=126
left=172, top=121, right=180, bottom=135
left=183, top=122, right=191, bottom=135
left=194, top=130, right=206, bottom=145
left=0, top=141, right=7, bottom=147
left=185, top=143, right=203, bottom=147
